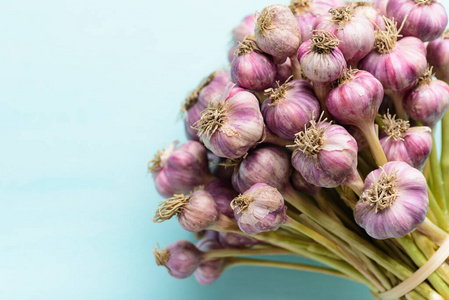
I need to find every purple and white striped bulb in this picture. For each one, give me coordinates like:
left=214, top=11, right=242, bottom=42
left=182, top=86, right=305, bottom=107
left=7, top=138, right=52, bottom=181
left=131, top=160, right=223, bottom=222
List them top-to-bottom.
left=291, top=117, right=358, bottom=188
left=149, top=141, right=213, bottom=198
left=354, top=161, right=429, bottom=239
left=231, top=183, right=288, bottom=234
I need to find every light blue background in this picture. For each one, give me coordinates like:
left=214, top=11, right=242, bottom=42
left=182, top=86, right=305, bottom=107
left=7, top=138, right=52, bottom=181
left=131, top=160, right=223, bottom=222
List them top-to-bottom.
left=1, top=1, right=448, bottom=299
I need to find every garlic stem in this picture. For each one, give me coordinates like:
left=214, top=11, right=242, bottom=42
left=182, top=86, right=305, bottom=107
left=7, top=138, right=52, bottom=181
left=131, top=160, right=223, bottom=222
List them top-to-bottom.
left=289, top=55, right=302, bottom=80
left=312, top=82, right=331, bottom=117
left=387, top=92, right=407, bottom=120
left=441, top=112, right=449, bottom=209
left=359, top=123, right=388, bottom=166
left=430, top=131, right=448, bottom=214
left=357, top=155, right=373, bottom=178
left=423, top=158, right=431, bottom=181
left=344, top=171, right=364, bottom=196
left=281, top=183, right=441, bottom=299
left=427, top=187, right=449, bottom=232
left=315, top=190, right=341, bottom=223
left=298, top=214, right=388, bottom=291
left=212, top=216, right=368, bottom=284
left=283, top=216, right=379, bottom=291
left=284, top=217, right=345, bottom=260
left=418, top=218, right=448, bottom=246
left=247, top=229, right=376, bottom=289
left=412, top=231, right=449, bottom=285
left=396, top=236, right=449, bottom=299
left=203, top=247, right=293, bottom=260
left=225, top=257, right=356, bottom=282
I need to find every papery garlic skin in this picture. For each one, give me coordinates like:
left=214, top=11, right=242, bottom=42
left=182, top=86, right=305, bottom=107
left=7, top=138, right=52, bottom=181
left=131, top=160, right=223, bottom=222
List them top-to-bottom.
left=289, top=0, right=338, bottom=41
left=374, top=0, right=388, bottom=16
left=386, top=0, right=448, bottom=42
left=352, top=2, right=385, bottom=29
left=255, top=4, right=301, bottom=62
left=313, top=8, right=375, bottom=66
left=294, top=12, right=319, bottom=42
left=232, top=15, right=256, bottom=43
left=427, top=31, right=449, bottom=83
left=297, top=35, right=347, bottom=83
left=359, top=36, right=427, bottom=92
left=231, top=39, right=276, bottom=90
left=228, top=44, right=239, bottom=63
left=273, top=58, right=293, bottom=86
left=326, top=70, right=384, bottom=127
left=184, top=71, right=230, bottom=141
left=404, top=77, right=449, bottom=128
left=262, top=79, right=320, bottom=140
left=196, top=83, right=264, bottom=159
left=291, top=122, right=358, bottom=188
left=380, top=125, right=432, bottom=170
left=150, top=141, right=212, bottom=198
left=232, top=145, right=291, bottom=193
left=354, top=161, right=429, bottom=240
left=291, top=169, right=320, bottom=195
left=204, top=179, right=238, bottom=218
left=232, top=183, right=288, bottom=235
left=178, top=190, right=219, bottom=233
left=218, top=232, right=259, bottom=248
left=194, top=233, right=225, bottom=285
left=154, top=240, right=204, bottom=279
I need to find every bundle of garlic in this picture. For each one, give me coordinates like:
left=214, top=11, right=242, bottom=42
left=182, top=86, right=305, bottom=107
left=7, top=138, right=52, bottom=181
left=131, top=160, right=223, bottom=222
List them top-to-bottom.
left=149, top=1, right=449, bottom=299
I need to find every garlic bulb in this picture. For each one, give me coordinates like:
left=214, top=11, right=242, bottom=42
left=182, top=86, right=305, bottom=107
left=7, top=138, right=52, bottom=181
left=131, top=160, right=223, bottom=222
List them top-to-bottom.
left=194, top=83, right=264, bottom=158
left=291, top=117, right=358, bottom=188
left=354, top=161, right=429, bottom=239
left=231, top=183, right=287, bottom=234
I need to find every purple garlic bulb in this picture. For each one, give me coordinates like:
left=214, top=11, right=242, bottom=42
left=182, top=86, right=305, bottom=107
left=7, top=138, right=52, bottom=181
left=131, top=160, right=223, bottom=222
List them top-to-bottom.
left=289, top=0, right=337, bottom=41
left=374, top=0, right=388, bottom=16
left=386, top=0, right=448, bottom=42
left=351, top=2, right=385, bottom=29
left=255, top=4, right=301, bottom=62
left=312, top=6, right=375, bottom=66
left=232, top=14, right=256, bottom=43
left=359, top=17, right=427, bottom=93
left=297, top=30, right=347, bottom=83
left=427, top=30, right=449, bottom=83
left=231, top=36, right=276, bottom=91
left=228, top=44, right=239, bottom=63
left=273, top=58, right=293, bottom=86
left=403, top=66, right=449, bottom=128
left=326, top=69, right=384, bottom=129
left=183, top=71, right=230, bottom=141
left=262, top=78, right=320, bottom=140
left=194, top=83, right=264, bottom=159
left=380, top=113, right=432, bottom=170
left=291, top=118, right=358, bottom=188
left=149, top=141, right=213, bottom=198
left=232, top=145, right=291, bottom=193
left=354, top=161, right=429, bottom=239
left=291, top=169, right=321, bottom=195
left=204, top=179, right=238, bottom=218
left=231, top=183, right=288, bottom=234
left=153, top=189, right=219, bottom=233
left=197, top=230, right=220, bottom=244
left=194, top=232, right=225, bottom=285
left=218, top=232, right=259, bottom=248
left=154, top=240, right=203, bottom=279
left=195, top=257, right=225, bottom=285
